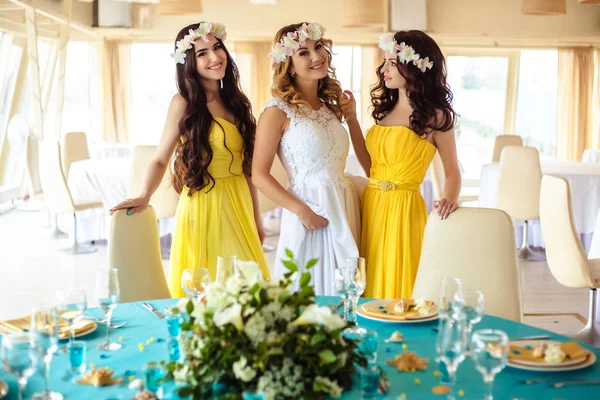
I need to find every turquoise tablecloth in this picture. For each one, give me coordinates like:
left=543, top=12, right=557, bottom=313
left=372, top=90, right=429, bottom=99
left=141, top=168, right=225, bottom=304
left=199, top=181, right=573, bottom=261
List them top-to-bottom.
left=1, top=296, right=600, bottom=399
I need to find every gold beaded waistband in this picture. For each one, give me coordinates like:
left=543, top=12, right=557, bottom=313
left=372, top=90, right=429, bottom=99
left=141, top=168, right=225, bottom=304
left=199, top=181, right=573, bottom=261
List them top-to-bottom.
left=368, top=178, right=420, bottom=192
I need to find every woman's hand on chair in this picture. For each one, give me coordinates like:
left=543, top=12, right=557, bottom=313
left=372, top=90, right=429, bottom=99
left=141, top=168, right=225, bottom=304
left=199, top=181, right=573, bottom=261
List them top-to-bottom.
left=110, top=196, right=150, bottom=216
left=433, top=197, right=458, bottom=220
left=298, top=205, right=329, bottom=230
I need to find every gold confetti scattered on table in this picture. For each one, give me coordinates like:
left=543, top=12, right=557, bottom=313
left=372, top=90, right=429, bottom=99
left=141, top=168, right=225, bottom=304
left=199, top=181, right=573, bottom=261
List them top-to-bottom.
left=118, top=336, right=123, bottom=341
left=139, top=344, right=145, bottom=351
left=402, top=344, right=408, bottom=349
left=387, top=351, right=429, bottom=372
left=75, top=367, right=122, bottom=387
left=433, top=371, right=441, bottom=377
left=414, top=378, right=421, bottom=384
left=431, top=386, right=450, bottom=395
left=458, top=389, right=464, bottom=397
left=400, top=394, right=406, bottom=399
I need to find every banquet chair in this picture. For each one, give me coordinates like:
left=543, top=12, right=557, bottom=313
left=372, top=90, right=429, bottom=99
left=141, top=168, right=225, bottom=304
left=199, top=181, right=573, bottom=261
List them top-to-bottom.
left=60, top=132, right=90, bottom=178
left=492, top=135, right=523, bottom=163
left=38, top=141, right=102, bottom=253
left=127, top=145, right=179, bottom=220
left=497, top=146, right=544, bottom=260
left=430, top=151, right=478, bottom=204
left=258, top=155, right=289, bottom=252
left=539, top=175, right=600, bottom=346
left=110, top=207, right=171, bottom=302
left=412, top=207, right=522, bottom=321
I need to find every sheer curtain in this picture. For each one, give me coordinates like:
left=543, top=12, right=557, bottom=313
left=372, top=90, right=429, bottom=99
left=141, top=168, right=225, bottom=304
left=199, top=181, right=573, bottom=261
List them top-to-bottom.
left=102, top=40, right=131, bottom=143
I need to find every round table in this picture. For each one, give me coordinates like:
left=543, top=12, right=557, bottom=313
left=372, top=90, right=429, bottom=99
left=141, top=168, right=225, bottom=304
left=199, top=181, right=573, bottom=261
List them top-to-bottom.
left=1, top=297, right=600, bottom=399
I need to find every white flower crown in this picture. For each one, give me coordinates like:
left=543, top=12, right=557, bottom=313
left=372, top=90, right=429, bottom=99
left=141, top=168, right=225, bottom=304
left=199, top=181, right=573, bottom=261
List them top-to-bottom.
left=171, top=22, right=227, bottom=65
left=268, top=23, right=326, bottom=65
left=378, top=33, right=433, bottom=73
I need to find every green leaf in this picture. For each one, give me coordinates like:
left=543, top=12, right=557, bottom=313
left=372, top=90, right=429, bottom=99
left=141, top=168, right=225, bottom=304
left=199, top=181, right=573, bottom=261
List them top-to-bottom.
left=285, top=248, right=294, bottom=259
left=305, top=258, right=319, bottom=269
left=282, top=260, right=298, bottom=272
left=299, top=272, right=311, bottom=288
left=186, top=300, right=194, bottom=314
left=310, top=332, right=326, bottom=346
left=266, top=348, right=284, bottom=356
left=318, top=349, right=337, bottom=365
left=178, top=386, right=194, bottom=397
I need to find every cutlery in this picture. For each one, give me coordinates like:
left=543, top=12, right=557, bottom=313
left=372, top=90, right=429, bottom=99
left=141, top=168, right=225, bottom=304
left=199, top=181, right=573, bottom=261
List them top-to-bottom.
left=143, top=302, right=164, bottom=319
left=510, top=335, right=551, bottom=341
left=521, top=378, right=587, bottom=385
left=553, top=379, right=600, bottom=389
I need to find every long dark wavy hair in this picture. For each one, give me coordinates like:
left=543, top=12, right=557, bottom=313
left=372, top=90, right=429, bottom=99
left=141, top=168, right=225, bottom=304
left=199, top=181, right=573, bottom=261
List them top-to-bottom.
left=172, top=22, right=256, bottom=195
left=371, top=30, right=457, bottom=138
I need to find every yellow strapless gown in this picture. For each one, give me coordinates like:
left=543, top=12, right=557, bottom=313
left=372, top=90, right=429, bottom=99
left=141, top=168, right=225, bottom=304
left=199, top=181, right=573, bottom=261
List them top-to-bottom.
left=168, top=118, right=270, bottom=298
left=361, top=125, right=436, bottom=299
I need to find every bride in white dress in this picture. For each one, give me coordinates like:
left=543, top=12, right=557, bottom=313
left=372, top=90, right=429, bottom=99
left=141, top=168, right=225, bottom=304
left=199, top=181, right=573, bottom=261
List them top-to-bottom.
left=252, top=22, right=364, bottom=295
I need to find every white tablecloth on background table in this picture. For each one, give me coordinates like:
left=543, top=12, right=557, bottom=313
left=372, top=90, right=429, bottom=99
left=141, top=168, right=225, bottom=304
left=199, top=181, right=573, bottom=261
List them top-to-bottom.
left=89, top=143, right=132, bottom=160
left=582, top=149, right=600, bottom=164
left=61, top=158, right=175, bottom=253
left=479, top=161, right=600, bottom=252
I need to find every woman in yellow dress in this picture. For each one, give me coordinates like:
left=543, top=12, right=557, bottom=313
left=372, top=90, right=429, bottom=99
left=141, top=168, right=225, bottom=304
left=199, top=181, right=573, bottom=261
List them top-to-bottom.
left=110, top=22, right=270, bottom=297
left=352, top=31, right=462, bottom=299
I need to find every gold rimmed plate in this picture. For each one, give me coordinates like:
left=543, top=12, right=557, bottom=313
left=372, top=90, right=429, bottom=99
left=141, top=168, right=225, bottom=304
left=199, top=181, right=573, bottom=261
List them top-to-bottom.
left=357, top=299, right=439, bottom=324
left=508, top=340, right=596, bottom=372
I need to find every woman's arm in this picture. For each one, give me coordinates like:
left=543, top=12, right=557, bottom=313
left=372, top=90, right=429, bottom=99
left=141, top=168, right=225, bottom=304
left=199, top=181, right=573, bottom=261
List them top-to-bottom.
left=340, top=90, right=371, bottom=176
left=110, top=94, right=185, bottom=215
left=252, top=106, right=328, bottom=230
left=433, top=124, right=461, bottom=220
left=245, top=175, right=266, bottom=244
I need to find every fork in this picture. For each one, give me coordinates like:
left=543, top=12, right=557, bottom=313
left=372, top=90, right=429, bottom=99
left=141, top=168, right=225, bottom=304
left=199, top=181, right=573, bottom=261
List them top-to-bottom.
left=553, top=379, right=600, bottom=389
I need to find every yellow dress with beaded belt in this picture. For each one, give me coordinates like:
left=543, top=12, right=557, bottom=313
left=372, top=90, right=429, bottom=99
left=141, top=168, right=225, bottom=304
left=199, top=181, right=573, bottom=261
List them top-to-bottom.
left=168, top=118, right=270, bottom=298
left=361, top=125, right=437, bottom=299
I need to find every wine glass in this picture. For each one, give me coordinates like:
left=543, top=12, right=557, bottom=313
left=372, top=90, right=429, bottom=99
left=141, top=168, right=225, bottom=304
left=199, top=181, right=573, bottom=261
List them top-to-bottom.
left=216, top=255, right=236, bottom=284
left=333, top=258, right=367, bottom=338
left=95, top=268, right=121, bottom=351
left=181, top=268, right=211, bottom=302
left=439, top=277, right=463, bottom=319
left=56, top=288, right=87, bottom=353
left=461, top=289, right=485, bottom=349
left=30, top=306, right=63, bottom=400
left=437, top=311, right=468, bottom=400
left=470, top=330, right=509, bottom=400
left=0, top=332, right=36, bottom=400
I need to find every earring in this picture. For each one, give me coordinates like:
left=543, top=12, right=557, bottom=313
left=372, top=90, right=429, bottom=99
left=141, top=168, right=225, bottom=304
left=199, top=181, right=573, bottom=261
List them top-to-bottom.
left=290, top=72, right=295, bottom=78
left=220, top=79, right=223, bottom=89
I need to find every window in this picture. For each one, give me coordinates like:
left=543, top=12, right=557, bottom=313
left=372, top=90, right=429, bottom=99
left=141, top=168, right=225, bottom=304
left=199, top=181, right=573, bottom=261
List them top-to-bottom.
left=333, top=46, right=362, bottom=153
left=514, top=50, right=558, bottom=159
left=446, top=55, right=510, bottom=178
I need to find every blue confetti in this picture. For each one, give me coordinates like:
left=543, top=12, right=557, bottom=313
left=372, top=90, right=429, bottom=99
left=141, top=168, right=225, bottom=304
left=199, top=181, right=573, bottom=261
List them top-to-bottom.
left=378, top=306, right=385, bottom=309
left=382, top=310, right=388, bottom=314
left=156, top=338, right=165, bottom=343
left=524, top=345, right=532, bottom=350
left=385, top=347, right=393, bottom=353
left=513, top=349, right=521, bottom=355
left=100, top=354, right=110, bottom=359
left=124, top=370, right=136, bottom=376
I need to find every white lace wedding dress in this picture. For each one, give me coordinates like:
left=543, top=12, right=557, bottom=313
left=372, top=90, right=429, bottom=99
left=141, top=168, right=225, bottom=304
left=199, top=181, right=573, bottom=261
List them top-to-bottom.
left=263, top=97, right=361, bottom=295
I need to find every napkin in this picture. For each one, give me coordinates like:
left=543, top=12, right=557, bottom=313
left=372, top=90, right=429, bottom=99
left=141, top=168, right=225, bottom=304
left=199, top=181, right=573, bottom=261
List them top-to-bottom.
left=0, top=316, right=95, bottom=339
left=508, top=341, right=590, bottom=364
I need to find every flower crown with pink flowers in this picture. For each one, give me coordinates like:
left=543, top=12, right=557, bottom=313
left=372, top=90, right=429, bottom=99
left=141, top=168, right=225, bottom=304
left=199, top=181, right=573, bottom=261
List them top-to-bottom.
left=171, top=22, right=227, bottom=65
left=268, top=23, right=326, bottom=65
left=378, top=33, right=433, bottom=73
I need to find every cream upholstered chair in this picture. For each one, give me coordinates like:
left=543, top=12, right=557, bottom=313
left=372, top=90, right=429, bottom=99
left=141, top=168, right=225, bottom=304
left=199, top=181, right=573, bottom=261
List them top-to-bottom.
left=60, top=132, right=90, bottom=178
left=492, top=135, right=523, bottom=162
left=38, top=141, right=103, bottom=253
left=127, top=146, right=179, bottom=220
left=497, top=146, right=544, bottom=260
left=430, top=151, right=478, bottom=204
left=258, top=155, right=289, bottom=252
left=540, top=176, right=600, bottom=346
left=110, top=207, right=171, bottom=302
left=412, top=208, right=522, bottom=321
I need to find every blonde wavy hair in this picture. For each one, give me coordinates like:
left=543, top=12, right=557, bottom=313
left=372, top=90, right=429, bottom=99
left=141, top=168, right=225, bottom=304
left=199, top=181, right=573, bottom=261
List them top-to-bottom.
left=270, top=22, right=344, bottom=121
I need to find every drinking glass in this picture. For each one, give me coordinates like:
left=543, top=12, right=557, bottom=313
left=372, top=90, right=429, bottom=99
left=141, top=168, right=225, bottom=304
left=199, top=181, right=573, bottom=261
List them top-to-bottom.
left=216, top=255, right=236, bottom=284
left=334, top=257, right=367, bottom=337
left=95, top=268, right=121, bottom=351
left=181, top=268, right=210, bottom=302
left=439, top=277, right=463, bottom=319
left=56, top=288, right=87, bottom=352
left=462, top=289, right=485, bottom=348
left=30, top=306, right=63, bottom=400
left=437, top=311, right=468, bottom=400
left=470, top=330, right=509, bottom=400
left=359, top=331, right=378, bottom=365
left=0, top=333, right=36, bottom=400
left=67, top=341, right=86, bottom=375
left=144, top=363, right=166, bottom=394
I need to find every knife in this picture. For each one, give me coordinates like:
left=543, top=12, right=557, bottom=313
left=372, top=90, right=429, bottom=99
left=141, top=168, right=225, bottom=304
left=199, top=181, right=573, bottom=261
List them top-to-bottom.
left=142, top=302, right=164, bottom=319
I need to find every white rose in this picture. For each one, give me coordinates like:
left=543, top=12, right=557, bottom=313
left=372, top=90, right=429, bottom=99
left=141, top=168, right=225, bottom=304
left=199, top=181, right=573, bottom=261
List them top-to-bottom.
left=236, top=261, right=263, bottom=287
left=226, top=274, right=245, bottom=296
left=239, top=292, right=253, bottom=305
left=190, top=301, right=206, bottom=320
left=213, top=303, right=244, bottom=330
left=293, top=304, right=346, bottom=332
left=243, top=306, right=256, bottom=317
left=232, top=356, right=257, bottom=382
left=173, top=365, right=190, bottom=383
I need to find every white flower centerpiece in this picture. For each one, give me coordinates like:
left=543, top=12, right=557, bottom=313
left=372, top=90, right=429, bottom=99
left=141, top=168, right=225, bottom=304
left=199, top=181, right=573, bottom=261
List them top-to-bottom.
left=166, top=250, right=366, bottom=399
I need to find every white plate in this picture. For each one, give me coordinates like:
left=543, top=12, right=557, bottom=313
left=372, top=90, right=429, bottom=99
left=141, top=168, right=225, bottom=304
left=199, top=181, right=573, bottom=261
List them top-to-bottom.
left=357, top=299, right=439, bottom=324
left=507, top=340, right=596, bottom=372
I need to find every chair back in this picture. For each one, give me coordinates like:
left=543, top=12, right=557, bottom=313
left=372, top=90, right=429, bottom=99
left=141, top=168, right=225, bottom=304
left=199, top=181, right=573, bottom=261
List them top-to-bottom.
left=61, top=132, right=90, bottom=177
left=492, top=135, right=523, bottom=162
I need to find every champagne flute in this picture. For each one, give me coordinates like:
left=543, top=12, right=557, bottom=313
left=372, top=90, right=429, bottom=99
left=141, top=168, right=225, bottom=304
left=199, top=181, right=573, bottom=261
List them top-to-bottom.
left=216, top=255, right=236, bottom=284
left=342, top=257, right=367, bottom=337
left=95, top=268, right=121, bottom=351
left=181, top=268, right=211, bottom=302
left=56, top=289, right=87, bottom=353
left=461, top=289, right=485, bottom=350
left=30, top=306, right=63, bottom=400
left=438, top=311, right=468, bottom=400
left=470, top=330, right=509, bottom=400
left=0, top=333, right=36, bottom=400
